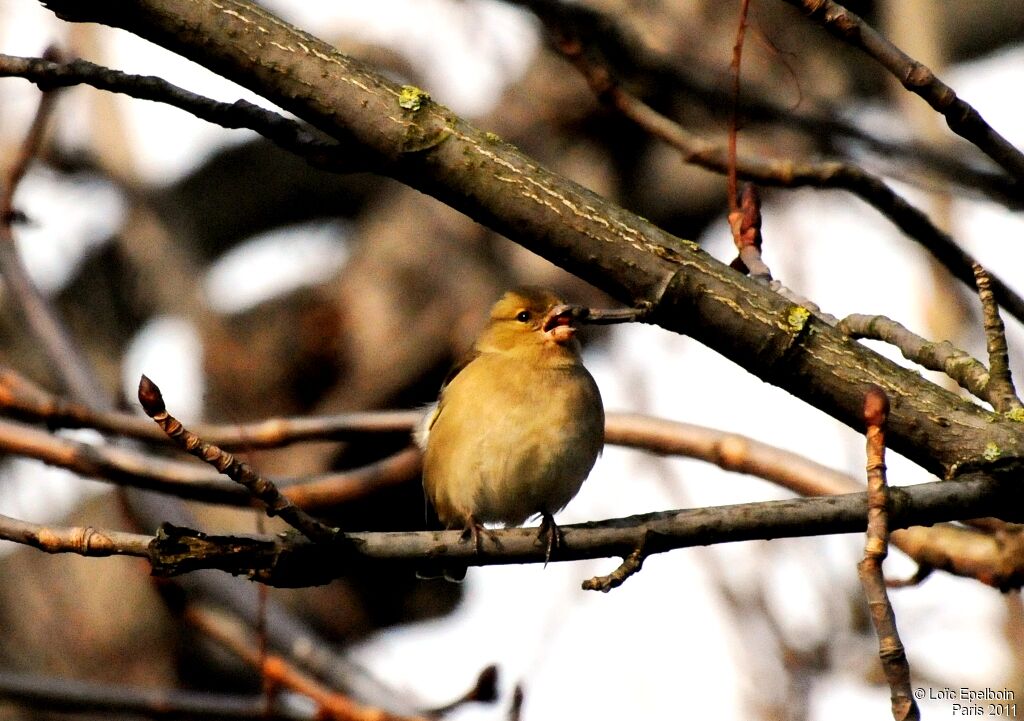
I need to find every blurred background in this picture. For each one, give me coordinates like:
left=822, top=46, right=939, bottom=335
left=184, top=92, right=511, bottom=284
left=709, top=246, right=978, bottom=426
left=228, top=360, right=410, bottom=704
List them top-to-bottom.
left=2, top=0, right=1024, bottom=719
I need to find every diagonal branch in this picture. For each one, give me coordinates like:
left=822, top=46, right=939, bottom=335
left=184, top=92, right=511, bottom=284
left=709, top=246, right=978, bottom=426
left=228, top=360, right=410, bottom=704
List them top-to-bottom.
left=35, top=0, right=1024, bottom=481
left=138, top=375, right=338, bottom=543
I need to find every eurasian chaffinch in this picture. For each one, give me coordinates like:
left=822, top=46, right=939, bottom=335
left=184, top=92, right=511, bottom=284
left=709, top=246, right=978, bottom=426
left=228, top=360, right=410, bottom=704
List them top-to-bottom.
left=417, top=287, right=605, bottom=579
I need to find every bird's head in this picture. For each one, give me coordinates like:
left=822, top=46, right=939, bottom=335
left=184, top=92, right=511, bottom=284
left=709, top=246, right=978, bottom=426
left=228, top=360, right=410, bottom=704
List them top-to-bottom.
left=475, top=287, right=588, bottom=355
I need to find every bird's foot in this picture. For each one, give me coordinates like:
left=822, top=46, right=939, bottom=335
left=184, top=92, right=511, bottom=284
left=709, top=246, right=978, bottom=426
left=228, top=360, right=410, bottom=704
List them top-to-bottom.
left=537, top=512, right=563, bottom=567
left=460, top=516, right=500, bottom=553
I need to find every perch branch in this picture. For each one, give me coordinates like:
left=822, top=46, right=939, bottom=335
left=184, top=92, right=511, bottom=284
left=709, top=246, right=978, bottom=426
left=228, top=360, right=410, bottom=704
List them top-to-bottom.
left=4, top=474, right=1024, bottom=589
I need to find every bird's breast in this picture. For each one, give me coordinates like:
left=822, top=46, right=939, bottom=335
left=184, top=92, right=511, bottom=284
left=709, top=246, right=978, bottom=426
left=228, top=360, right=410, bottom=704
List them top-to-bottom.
left=422, top=351, right=604, bottom=527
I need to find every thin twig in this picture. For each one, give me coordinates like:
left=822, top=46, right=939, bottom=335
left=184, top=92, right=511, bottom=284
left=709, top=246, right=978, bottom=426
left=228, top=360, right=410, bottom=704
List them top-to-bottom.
left=781, top=0, right=1024, bottom=186
left=0, top=52, right=370, bottom=173
left=973, top=263, right=1024, bottom=413
left=838, top=313, right=991, bottom=401
left=0, top=364, right=424, bottom=449
left=137, top=375, right=338, bottom=544
left=857, top=387, right=920, bottom=721
left=0, top=511, right=151, bottom=558
left=581, top=540, right=647, bottom=592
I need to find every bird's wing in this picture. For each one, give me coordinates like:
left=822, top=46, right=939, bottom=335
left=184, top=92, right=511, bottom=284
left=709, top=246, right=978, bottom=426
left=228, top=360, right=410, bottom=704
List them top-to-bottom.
left=414, top=349, right=481, bottom=450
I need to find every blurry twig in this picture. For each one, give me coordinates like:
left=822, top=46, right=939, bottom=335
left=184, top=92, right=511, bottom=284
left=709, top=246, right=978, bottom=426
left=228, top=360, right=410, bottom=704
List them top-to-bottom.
left=727, top=0, right=752, bottom=224
left=782, top=0, right=1024, bottom=186
left=0, top=47, right=98, bottom=404
left=0, top=366, right=423, bottom=448
left=138, top=375, right=338, bottom=544
left=857, top=388, right=920, bottom=721
left=0, top=415, right=419, bottom=508
left=280, top=447, right=421, bottom=510
left=186, top=606, right=430, bottom=721
left=424, top=665, right=499, bottom=718
left=0, top=670, right=307, bottom=721
left=508, top=686, right=524, bottom=721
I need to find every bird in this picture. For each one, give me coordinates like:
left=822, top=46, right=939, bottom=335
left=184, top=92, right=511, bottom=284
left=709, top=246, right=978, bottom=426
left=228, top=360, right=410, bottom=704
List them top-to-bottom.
left=416, top=287, right=605, bottom=580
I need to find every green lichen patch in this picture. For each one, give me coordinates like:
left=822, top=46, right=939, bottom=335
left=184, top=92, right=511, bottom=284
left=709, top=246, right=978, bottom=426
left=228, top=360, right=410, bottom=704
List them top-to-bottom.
left=398, top=85, right=430, bottom=111
left=484, top=131, right=502, bottom=143
left=787, top=306, right=811, bottom=332
left=1005, top=407, right=1024, bottom=423
left=983, top=441, right=1001, bottom=461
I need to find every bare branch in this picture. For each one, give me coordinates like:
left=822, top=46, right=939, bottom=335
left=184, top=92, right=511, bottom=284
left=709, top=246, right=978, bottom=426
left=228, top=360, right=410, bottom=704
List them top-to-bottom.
left=781, top=0, right=1024, bottom=186
left=550, top=21, right=1024, bottom=326
left=0, top=52, right=372, bottom=173
left=838, top=314, right=990, bottom=401
left=138, top=375, right=338, bottom=544
left=143, top=474, right=1024, bottom=586
left=0, top=511, right=151, bottom=558
left=185, top=606, right=430, bottom=721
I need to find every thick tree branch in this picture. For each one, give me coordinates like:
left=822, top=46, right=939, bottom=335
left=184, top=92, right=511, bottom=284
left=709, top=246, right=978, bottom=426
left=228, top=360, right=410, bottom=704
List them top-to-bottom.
left=35, top=0, right=1024, bottom=480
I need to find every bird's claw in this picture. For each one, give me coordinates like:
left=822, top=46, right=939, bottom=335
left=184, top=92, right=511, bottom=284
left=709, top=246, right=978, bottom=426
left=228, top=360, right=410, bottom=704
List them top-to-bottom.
left=538, top=512, right=563, bottom=567
left=460, top=517, right=500, bottom=553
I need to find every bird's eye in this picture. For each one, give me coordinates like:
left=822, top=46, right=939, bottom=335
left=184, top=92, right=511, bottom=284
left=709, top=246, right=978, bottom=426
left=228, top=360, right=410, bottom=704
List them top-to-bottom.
left=516, top=310, right=531, bottom=323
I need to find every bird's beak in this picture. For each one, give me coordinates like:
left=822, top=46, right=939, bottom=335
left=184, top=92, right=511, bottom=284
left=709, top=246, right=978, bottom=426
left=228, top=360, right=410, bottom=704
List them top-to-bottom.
left=543, top=304, right=584, bottom=344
